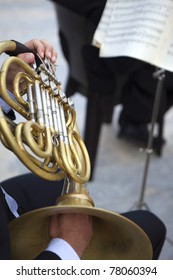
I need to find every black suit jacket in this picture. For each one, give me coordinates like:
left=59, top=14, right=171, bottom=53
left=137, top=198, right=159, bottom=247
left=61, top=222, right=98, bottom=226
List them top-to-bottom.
left=0, top=174, right=64, bottom=260
left=0, top=187, right=11, bottom=259
left=0, top=188, right=61, bottom=260
left=36, top=251, right=61, bottom=260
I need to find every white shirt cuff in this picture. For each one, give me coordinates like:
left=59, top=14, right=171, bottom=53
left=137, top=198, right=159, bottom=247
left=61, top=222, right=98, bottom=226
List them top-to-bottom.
left=45, top=238, right=80, bottom=260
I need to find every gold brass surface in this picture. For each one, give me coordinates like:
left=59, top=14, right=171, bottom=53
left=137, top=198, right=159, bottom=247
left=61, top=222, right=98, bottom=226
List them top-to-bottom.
left=0, top=40, right=90, bottom=182
left=0, top=41, right=153, bottom=260
left=9, top=180, right=152, bottom=260
left=9, top=206, right=152, bottom=260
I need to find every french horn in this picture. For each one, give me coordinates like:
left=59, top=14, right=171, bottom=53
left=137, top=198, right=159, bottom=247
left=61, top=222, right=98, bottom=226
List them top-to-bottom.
left=0, top=40, right=152, bottom=259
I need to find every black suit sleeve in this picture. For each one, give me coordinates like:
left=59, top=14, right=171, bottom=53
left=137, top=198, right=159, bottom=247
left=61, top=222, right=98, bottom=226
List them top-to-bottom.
left=0, top=188, right=11, bottom=259
left=35, top=250, right=61, bottom=260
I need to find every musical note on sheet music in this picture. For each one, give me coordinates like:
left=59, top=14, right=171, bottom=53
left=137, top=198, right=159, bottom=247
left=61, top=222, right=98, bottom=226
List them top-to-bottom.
left=92, top=0, right=173, bottom=72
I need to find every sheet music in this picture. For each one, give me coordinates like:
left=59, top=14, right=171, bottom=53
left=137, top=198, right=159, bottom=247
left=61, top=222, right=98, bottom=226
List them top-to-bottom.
left=92, top=0, right=173, bottom=72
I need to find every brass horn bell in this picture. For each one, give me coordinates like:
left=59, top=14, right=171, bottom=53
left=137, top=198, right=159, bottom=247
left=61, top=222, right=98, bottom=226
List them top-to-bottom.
left=0, top=40, right=152, bottom=260
left=9, top=179, right=152, bottom=260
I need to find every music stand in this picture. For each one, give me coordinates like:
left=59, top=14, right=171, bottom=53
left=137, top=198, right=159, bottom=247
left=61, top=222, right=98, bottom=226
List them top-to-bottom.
left=130, top=68, right=173, bottom=246
left=131, top=68, right=165, bottom=210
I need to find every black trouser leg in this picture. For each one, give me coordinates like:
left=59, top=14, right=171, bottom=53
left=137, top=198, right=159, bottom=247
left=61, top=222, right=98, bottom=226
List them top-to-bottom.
left=122, top=210, right=166, bottom=259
